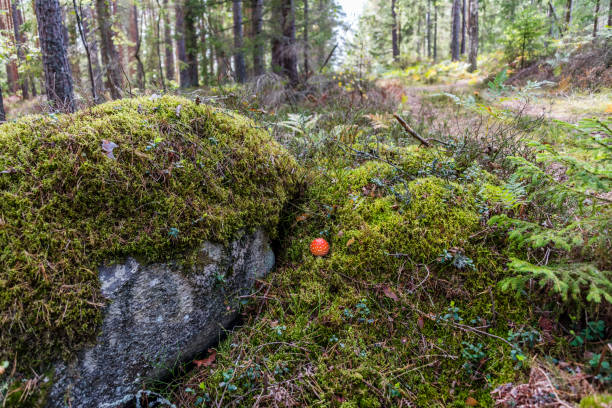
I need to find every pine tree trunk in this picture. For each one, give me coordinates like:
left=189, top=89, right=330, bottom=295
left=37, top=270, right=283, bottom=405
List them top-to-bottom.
left=11, top=0, right=29, bottom=98
left=35, top=0, right=75, bottom=112
left=72, top=0, right=97, bottom=103
left=95, top=0, right=123, bottom=99
left=163, top=0, right=175, bottom=81
left=175, top=0, right=188, bottom=87
left=184, top=0, right=198, bottom=87
left=233, top=0, right=246, bottom=83
left=252, top=0, right=264, bottom=76
left=281, top=0, right=298, bottom=85
left=303, top=0, right=310, bottom=77
left=391, top=0, right=399, bottom=62
left=426, top=0, right=431, bottom=58
left=450, top=0, right=461, bottom=61
left=460, top=0, right=466, bottom=54
left=468, top=0, right=478, bottom=72
left=565, top=0, right=572, bottom=26
left=593, top=0, right=600, bottom=37
left=433, top=1, right=437, bottom=60
left=82, top=6, right=104, bottom=100
left=199, top=17, right=209, bottom=83
left=0, top=85, right=5, bottom=122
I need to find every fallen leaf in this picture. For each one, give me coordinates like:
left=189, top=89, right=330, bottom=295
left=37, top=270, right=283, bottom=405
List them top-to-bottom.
left=606, top=104, right=612, bottom=114
left=102, top=140, right=118, bottom=159
left=296, top=213, right=310, bottom=222
left=346, top=237, right=356, bottom=247
left=382, top=286, right=398, bottom=301
left=417, top=316, right=425, bottom=330
left=193, top=349, right=217, bottom=368
left=466, top=397, right=478, bottom=406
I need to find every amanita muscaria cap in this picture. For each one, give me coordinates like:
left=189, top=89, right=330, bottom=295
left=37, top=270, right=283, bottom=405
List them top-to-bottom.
left=309, top=238, right=330, bottom=257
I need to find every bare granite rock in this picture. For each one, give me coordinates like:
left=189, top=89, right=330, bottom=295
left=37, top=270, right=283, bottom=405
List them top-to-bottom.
left=46, top=230, right=275, bottom=408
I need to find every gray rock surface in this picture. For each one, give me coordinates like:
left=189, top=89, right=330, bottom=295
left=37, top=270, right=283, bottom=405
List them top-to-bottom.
left=46, top=230, right=275, bottom=408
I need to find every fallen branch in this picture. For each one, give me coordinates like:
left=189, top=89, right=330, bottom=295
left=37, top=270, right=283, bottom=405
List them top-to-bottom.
left=393, top=114, right=431, bottom=147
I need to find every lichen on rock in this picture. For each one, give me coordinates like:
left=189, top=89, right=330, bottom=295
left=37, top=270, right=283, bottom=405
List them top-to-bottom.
left=0, top=95, right=301, bottom=375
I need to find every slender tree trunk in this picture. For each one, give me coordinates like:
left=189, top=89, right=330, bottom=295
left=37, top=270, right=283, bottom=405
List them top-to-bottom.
left=11, top=0, right=29, bottom=98
left=35, top=0, right=75, bottom=112
left=72, top=0, right=96, bottom=103
left=95, top=0, right=123, bottom=99
left=154, top=0, right=166, bottom=90
left=163, top=0, right=174, bottom=81
left=175, top=0, right=188, bottom=87
left=184, top=0, right=198, bottom=86
left=233, top=0, right=246, bottom=82
left=252, top=0, right=264, bottom=76
left=281, top=0, right=298, bottom=85
left=303, top=0, right=310, bottom=76
left=391, top=0, right=399, bottom=61
left=426, top=0, right=431, bottom=58
left=451, top=0, right=461, bottom=61
left=460, top=0, right=466, bottom=54
left=468, top=0, right=478, bottom=72
left=565, top=0, right=572, bottom=26
left=593, top=0, right=600, bottom=37
left=608, top=0, right=612, bottom=27
left=433, top=1, right=438, bottom=60
left=128, top=3, right=138, bottom=79
left=82, top=7, right=104, bottom=99
left=67, top=12, right=82, bottom=91
left=199, top=17, right=209, bottom=84
left=0, top=85, right=5, bottom=121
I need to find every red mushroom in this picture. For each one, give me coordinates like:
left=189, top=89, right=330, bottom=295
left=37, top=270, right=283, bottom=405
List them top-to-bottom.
left=309, top=238, right=330, bottom=257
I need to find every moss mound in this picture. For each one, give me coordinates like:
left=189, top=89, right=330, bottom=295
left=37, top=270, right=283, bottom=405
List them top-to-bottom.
left=0, top=96, right=301, bottom=373
left=179, top=150, right=533, bottom=406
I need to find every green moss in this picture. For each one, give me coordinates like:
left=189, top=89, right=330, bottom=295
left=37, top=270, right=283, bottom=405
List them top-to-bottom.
left=0, top=96, right=301, bottom=374
left=181, top=154, right=533, bottom=406
left=580, top=394, right=612, bottom=408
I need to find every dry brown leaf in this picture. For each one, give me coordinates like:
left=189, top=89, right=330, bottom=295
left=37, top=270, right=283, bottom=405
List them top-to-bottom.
left=346, top=237, right=356, bottom=247
left=382, top=286, right=399, bottom=301
left=417, top=316, right=425, bottom=330
left=194, top=349, right=217, bottom=368
left=465, top=397, right=478, bottom=406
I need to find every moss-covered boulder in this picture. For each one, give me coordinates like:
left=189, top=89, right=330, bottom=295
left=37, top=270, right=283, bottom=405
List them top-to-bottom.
left=0, top=96, right=300, bottom=389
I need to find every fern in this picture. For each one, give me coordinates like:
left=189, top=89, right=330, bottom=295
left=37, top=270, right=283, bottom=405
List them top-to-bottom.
left=501, top=259, right=612, bottom=304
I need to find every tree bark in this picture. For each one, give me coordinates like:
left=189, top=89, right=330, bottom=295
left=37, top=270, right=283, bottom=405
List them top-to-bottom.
left=11, top=0, right=29, bottom=98
left=35, top=0, right=75, bottom=112
left=72, top=0, right=97, bottom=103
left=95, top=0, right=123, bottom=99
left=163, top=0, right=174, bottom=81
left=175, top=0, right=188, bottom=87
left=179, top=0, right=198, bottom=87
left=233, top=0, right=246, bottom=82
left=252, top=0, right=264, bottom=76
left=272, top=0, right=298, bottom=86
left=303, top=0, right=310, bottom=76
left=391, top=0, right=399, bottom=62
left=426, top=0, right=431, bottom=58
left=433, top=0, right=438, bottom=60
left=450, top=0, right=461, bottom=61
left=460, top=0, right=466, bottom=54
left=468, top=0, right=478, bottom=72
left=565, top=0, right=572, bottom=26
left=593, top=0, right=600, bottom=37
left=608, top=0, right=611, bottom=27
left=0, top=2, right=19, bottom=94
left=82, top=7, right=104, bottom=100
left=0, top=85, right=5, bottom=122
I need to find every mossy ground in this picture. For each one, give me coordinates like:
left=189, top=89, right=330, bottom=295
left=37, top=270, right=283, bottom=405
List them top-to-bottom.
left=0, top=96, right=301, bottom=376
left=175, top=144, right=537, bottom=407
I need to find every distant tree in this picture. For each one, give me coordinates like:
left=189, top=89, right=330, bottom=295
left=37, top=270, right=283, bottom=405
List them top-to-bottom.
left=11, top=0, right=28, bottom=98
left=35, top=0, right=75, bottom=111
left=95, top=0, right=123, bottom=99
left=163, top=0, right=174, bottom=81
left=176, top=0, right=198, bottom=87
left=233, top=0, right=246, bottom=83
left=252, top=0, right=264, bottom=76
left=272, top=0, right=298, bottom=85
left=303, top=0, right=310, bottom=76
left=391, top=0, right=399, bottom=61
left=450, top=0, right=461, bottom=61
left=461, top=0, right=466, bottom=54
left=468, top=0, right=478, bottom=72
left=565, top=0, right=572, bottom=26
left=593, top=0, right=600, bottom=37
left=128, top=4, right=145, bottom=89
left=82, top=7, right=104, bottom=100
left=0, top=86, right=5, bottom=121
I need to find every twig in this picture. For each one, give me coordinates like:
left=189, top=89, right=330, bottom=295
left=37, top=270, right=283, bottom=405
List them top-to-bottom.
left=393, top=114, right=431, bottom=147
